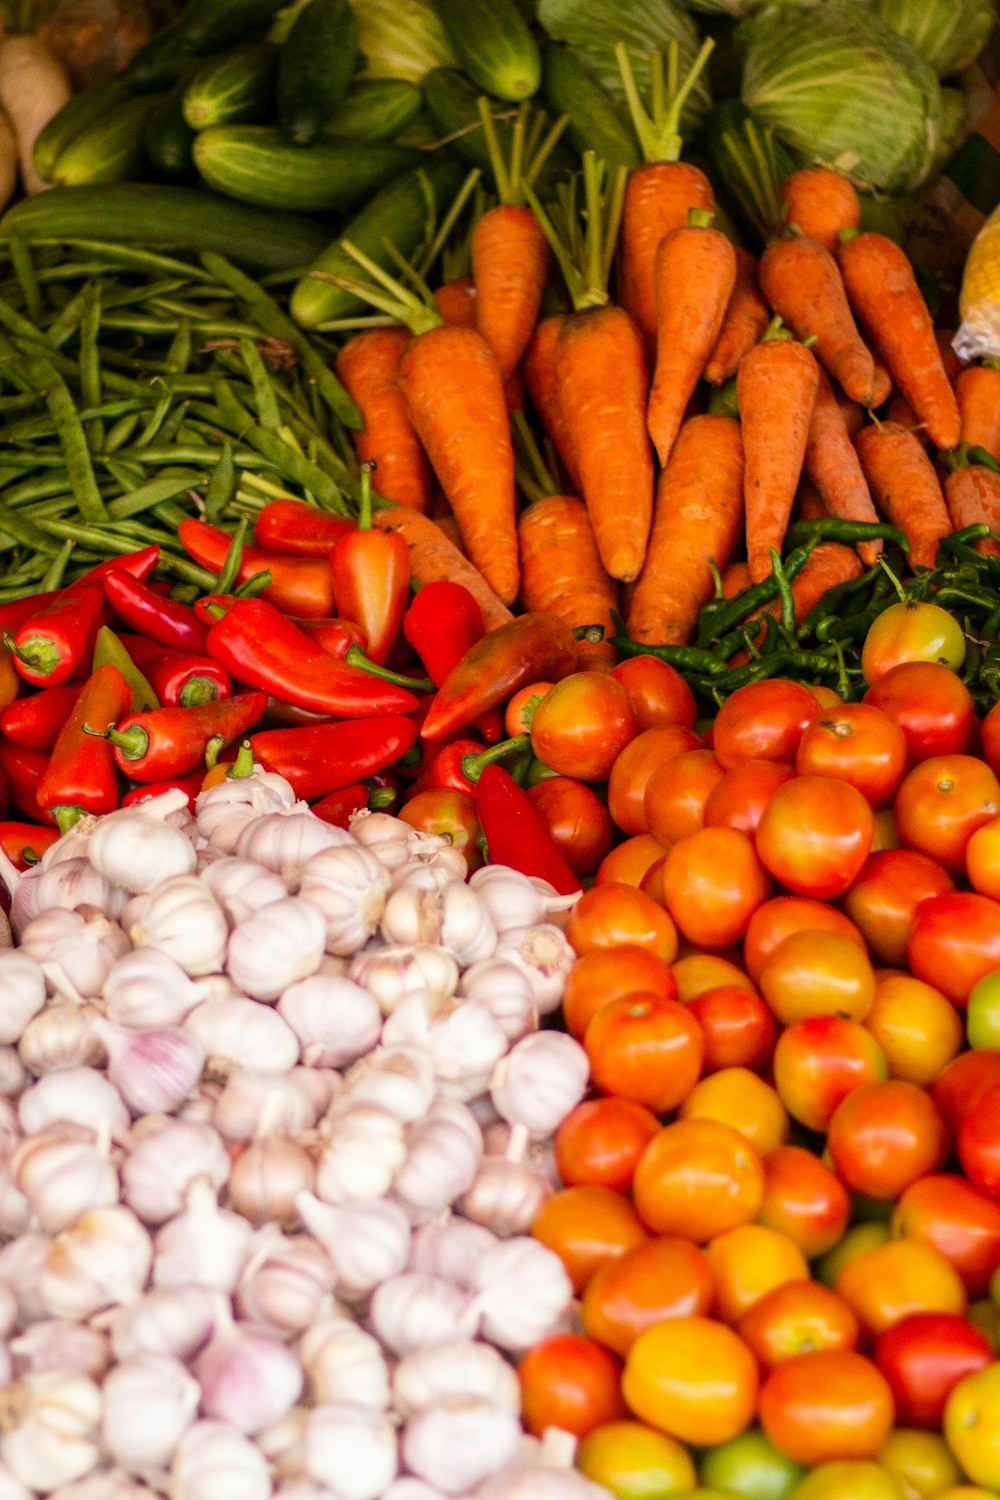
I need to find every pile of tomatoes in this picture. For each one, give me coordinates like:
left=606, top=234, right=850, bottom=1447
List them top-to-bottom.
left=511, top=602, right=1000, bottom=1500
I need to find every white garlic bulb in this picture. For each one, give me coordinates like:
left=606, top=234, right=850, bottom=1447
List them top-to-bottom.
left=88, top=811, right=197, bottom=894
left=235, top=812, right=351, bottom=890
left=297, top=845, right=391, bottom=955
left=200, top=857, right=289, bottom=926
left=34, top=860, right=125, bottom=927
left=469, top=867, right=577, bottom=934
left=124, top=876, right=228, bottom=977
left=227, top=897, right=326, bottom=1002
left=19, top=904, right=130, bottom=1001
left=493, top=925, right=576, bottom=1015
left=348, top=944, right=459, bottom=1015
left=101, top=948, right=205, bottom=1031
left=0, top=950, right=46, bottom=1041
left=459, top=960, right=538, bottom=1042
left=277, top=976, right=381, bottom=1069
left=381, top=992, right=507, bottom=1099
left=184, top=997, right=299, bottom=1075
left=17, top=1004, right=104, bottom=1075
left=98, top=1021, right=205, bottom=1117
left=490, top=1031, right=589, bottom=1139
left=338, top=1044, right=435, bottom=1124
left=0, top=1047, right=27, bottom=1098
left=18, top=1068, right=130, bottom=1139
left=213, top=1069, right=318, bottom=1144
left=315, top=1104, right=406, bottom=1204
left=394, top=1112, right=482, bottom=1216
left=122, top=1118, right=229, bottom=1226
left=11, top=1130, right=119, bottom=1234
left=228, top=1135, right=315, bottom=1229
left=460, top=1156, right=551, bottom=1239
left=152, top=1180, right=254, bottom=1293
left=295, top=1194, right=410, bottom=1299
left=38, top=1206, right=153, bottom=1320
left=407, top=1218, right=498, bottom=1290
left=235, top=1230, right=334, bottom=1338
left=470, top=1238, right=572, bottom=1351
left=369, top=1274, right=478, bottom=1356
left=105, top=1285, right=217, bottom=1366
left=195, top=1310, right=304, bottom=1435
left=298, top=1317, right=390, bottom=1409
left=10, top=1320, right=109, bottom=1381
left=392, top=1341, right=521, bottom=1419
left=100, top=1353, right=200, bottom=1472
left=0, top=1370, right=101, bottom=1493
left=402, top=1396, right=522, bottom=1496
left=302, top=1403, right=398, bottom=1500
left=169, top=1419, right=273, bottom=1500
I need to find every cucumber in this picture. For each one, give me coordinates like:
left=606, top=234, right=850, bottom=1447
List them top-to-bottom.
left=173, top=0, right=287, bottom=54
left=277, top=0, right=359, bottom=146
left=431, top=0, right=540, bottom=101
left=122, top=25, right=198, bottom=92
left=182, top=43, right=279, bottom=130
left=541, top=47, right=640, bottom=172
left=424, top=66, right=575, bottom=187
left=144, top=75, right=199, bottom=180
left=33, top=79, right=132, bottom=185
left=322, top=79, right=424, bottom=142
left=48, top=95, right=159, bottom=188
left=193, top=126, right=419, bottom=213
left=291, top=159, right=466, bottom=329
left=0, top=185, right=331, bottom=272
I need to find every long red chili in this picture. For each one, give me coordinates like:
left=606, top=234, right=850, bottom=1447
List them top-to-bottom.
left=330, top=465, right=411, bottom=665
left=254, top=498, right=355, bottom=556
left=178, top=517, right=335, bottom=618
left=78, top=543, right=160, bottom=584
left=104, top=569, right=208, bottom=654
left=402, top=580, right=486, bottom=685
left=11, top=583, right=110, bottom=688
left=420, top=614, right=578, bottom=740
left=294, top=617, right=368, bottom=659
left=122, top=635, right=233, bottom=708
left=38, top=664, right=134, bottom=833
left=1, top=685, right=81, bottom=750
left=101, top=692, right=268, bottom=782
left=249, top=715, right=419, bottom=800
left=0, top=740, right=53, bottom=825
left=474, top=763, right=582, bottom=895
left=121, top=770, right=206, bottom=811
left=312, top=779, right=399, bottom=827
left=0, top=820, right=60, bottom=868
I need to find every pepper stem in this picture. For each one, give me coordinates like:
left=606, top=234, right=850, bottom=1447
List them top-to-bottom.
left=357, top=462, right=374, bottom=532
left=11, top=635, right=62, bottom=677
left=344, top=643, right=434, bottom=692
left=179, top=676, right=220, bottom=708
left=94, top=723, right=149, bottom=761
left=461, top=733, right=531, bottom=784
left=204, top=734, right=227, bottom=770
left=225, top=740, right=255, bottom=779
left=367, top=785, right=397, bottom=810
left=52, top=805, right=84, bottom=836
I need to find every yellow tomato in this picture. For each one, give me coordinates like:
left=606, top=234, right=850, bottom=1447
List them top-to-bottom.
left=672, top=953, right=755, bottom=1002
left=864, top=973, right=963, bottom=1087
left=680, top=1068, right=789, bottom=1155
left=705, top=1224, right=809, bottom=1325
left=835, top=1238, right=967, bottom=1338
left=622, top=1316, right=758, bottom=1448
left=944, top=1363, right=1000, bottom=1490
left=576, top=1420, right=697, bottom=1499
left=877, top=1428, right=963, bottom=1500
left=790, top=1462, right=905, bottom=1500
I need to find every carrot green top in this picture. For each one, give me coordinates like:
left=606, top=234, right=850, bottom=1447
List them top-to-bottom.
left=616, top=37, right=715, bottom=166
left=477, top=98, right=568, bottom=207
left=523, top=151, right=627, bottom=312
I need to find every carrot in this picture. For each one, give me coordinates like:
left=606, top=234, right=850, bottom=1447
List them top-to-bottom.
left=779, top=168, right=860, bottom=255
left=646, top=209, right=737, bottom=466
left=837, top=232, right=961, bottom=451
left=759, top=235, right=875, bottom=406
left=704, top=247, right=770, bottom=386
left=434, top=277, right=477, bottom=328
left=523, top=314, right=580, bottom=491
left=736, top=320, right=820, bottom=583
left=334, top=328, right=432, bottom=515
left=937, top=329, right=964, bottom=384
left=866, top=340, right=892, bottom=407
left=957, top=364, right=1000, bottom=461
left=804, top=367, right=882, bottom=565
left=836, top=391, right=866, bottom=440
left=627, top=413, right=744, bottom=645
left=854, top=422, right=951, bottom=571
left=943, top=466, right=1000, bottom=559
left=793, top=478, right=828, bottom=521
left=519, top=496, right=619, bottom=668
left=372, top=505, right=513, bottom=630
left=430, top=513, right=468, bottom=557
left=735, top=541, right=863, bottom=663
left=721, top=561, right=751, bottom=598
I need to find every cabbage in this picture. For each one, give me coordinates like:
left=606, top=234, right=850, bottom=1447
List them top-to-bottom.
left=349, top=0, right=457, bottom=83
left=537, top=0, right=712, bottom=138
left=869, top=0, right=994, bottom=78
left=738, top=1, right=942, bottom=192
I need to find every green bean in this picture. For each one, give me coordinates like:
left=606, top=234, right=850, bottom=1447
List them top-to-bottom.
left=8, top=234, right=43, bottom=324
left=45, top=240, right=216, bottom=282
left=44, top=282, right=95, bottom=348
left=166, top=318, right=192, bottom=375
left=239, top=337, right=281, bottom=432
left=17, top=353, right=109, bottom=523
left=213, top=379, right=347, bottom=512
left=133, top=394, right=173, bottom=450
left=102, top=411, right=142, bottom=453
left=204, top=440, right=236, bottom=522
left=119, top=443, right=275, bottom=470
left=102, top=455, right=149, bottom=492
left=106, top=474, right=202, bottom=520
left=0, top=497, right=60, bottom=554
left=215, top=519, right=247, bottom=595
left=769, top=549, right=797, bottom=640
left=703, top=649, right=839, bottom=695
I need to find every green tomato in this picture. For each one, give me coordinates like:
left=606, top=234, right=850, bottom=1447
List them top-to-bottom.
left=967, top=971, right=1000, bottom=1049
left=700, top=1427, right=804, bottom=1499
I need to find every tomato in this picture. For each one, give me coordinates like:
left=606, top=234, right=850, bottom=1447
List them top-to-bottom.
left=861, top=600, right=966, bottom=684
left=613, top=655, right=698, bottom=731
left=863, top=661, right=974, bottom=763
left=529, top=670, right=637, bottom=780
left=712, top=679, right=818, bottom=769
left=504, top=680, right=554, bottom=736
left=975, top=696, right=1000, bottom=780
left=796, top=703, right=908, bottom=807
left=607, top=724, right=702, bottom=835
left=644, top=748, right=726, bottom=846
left=893, top=755, right=1000, bottom=873
left=703, top=759, right=797, bottom=837
left=755, top=774, right=874, bottom=898
left=526, top=775, right=615, bottom=875
left=398, top=788, right=483, bottom=868
left=966, top=817, right=1000, bottom=904
left=662, top=826, right=771, bottom=951
left=595, top=834, right=668, bottom=888
left=843, top=849, right=955, bottom=968
left=637, top=854, right=667, bottom=905
left=566, top=883, right=678, bottom=963
left=908, top=891, right=1000, bottom=1007
left=744, top=896, right=867, bottom=983
left=759, top=930, right=876, bottom=1025
left=562, top=945, right=678, bottom=1039
left=673, top=953, right=756, bottom=1001
left=967, top=970, right=1000, bottom=1049
left=863, top=973, right=963, bottom=1087
left=686, top=984, right=777, bottom=1073
left=584, top=992, right=705, bottom=1114
left=773, top=1015, right=887, bottom=1131
left=931, top=1049, right=1000, bottom=1136
left=680, top=1067, right=788, bottom=1155
left=826, top=1080, right=948, bottom=1200
left=958, top=1084, right=1000, bottom=1198
left=555, top=1098, right=661, bottom=1192
left=633, top=1119, right=764, bottom=1241
left=757, top=1145, right=852, bottom=1259
left=891, top=1175, right=1000, bottom=1299
left=532, top=1185, right=649, bottom=1293
left=816, top=1222, right=891, bottom=1288
left=704, top=1223, right=809, bottom=1324
left=581, top=1236, right=715, bottom=1357
left=835, top=1238, right=968, bottom=1338
left=738, top=1279, right=859, bottom=1369
left=875, top=1311, right=994, bottom=1428
left=622, top=1316, right=759, bottom=1446
left=517, top=1333, right=627, bottom=1438
left=757, top=1349, right=895, bottom=1465
left=944, top=1362, right=1000, bottom=1490
left=577, top=1419, right=698, bottom=1500
left=699, top=1428, right=805, bottom=1500
left=877, top=1428, right=963, bottom=1500
left=789, top=1463, right=907, bottom=1500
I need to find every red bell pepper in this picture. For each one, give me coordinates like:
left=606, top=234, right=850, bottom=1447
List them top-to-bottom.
left=330, top=465, right=410, bottom=666
left=254, top=498, right=355, bottom=556
left=178, top=517, right=335, bottom=619
left=104, top=569, right=208, bottom=654
left=11, top=582, right=110, bottom=687
left=203, top=597, right=422, bottom=719
left=421, top=614, right=579, bottom=741
left=294, top=617, right=368, bottom=659
left=122, top=635, right=233, bottom=708
left=38, top=665, right=134, bottom=833
left=1, top=685, right=81, bottom=750
left=102, top=692, right=268, bottom=782
left=248, top=715, right=419, bottom=800
left=0, top=740, right=53, bottom=825
left=474, top=764, right=582, bottom=895
left=121, top=770, right=206, bottom=811
left=312, top=778, right=399, bottom=827
left=0, top=820, right=60, bottom=868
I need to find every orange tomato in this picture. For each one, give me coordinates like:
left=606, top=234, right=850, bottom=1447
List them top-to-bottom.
left=612, top=655, right=698, bottom=731
left=530, top=670, right=638, bottom=781
left=504, top=680, right=554, bottom=736
left=795, top=703, right=908, bottom=808
left=608, top=724, right=702, bottom=836
left=644, top=747, right=726, bottom=846
left=893, top=754, right=1000, bottom=874
left=703, top=759, right=797, bottom=838
left=755, top=774, right=874, bottom=899
left=662, top=826, right=771, bottom=950
left=595, top=833, right=668, bottom=888
left=842, top=848, right=955, bottom=968
left=638, top=854, right=667, bottom=905
left=566, top=883, right=678, bottom=963
left=743, top=895, right=868, bottom=984
left=759, top=929, right=876, bottom=1025
left=562, top=945, right=678, bottom=1039
left=673, top=953, right=756, bottom=1002
left=864, top=972, right=963, bottom=1087
left=685, top=985, right=778, bottom=1073
left=584, top=992, right=705, bottom=1114
left=772, top=1015, right=887, bottom=1132
left=680, top=1067, right=789, bottom=1155
left=827, top=1080, right=949, bottom=1200
left=555, top=1097, right=661, bottom=1192
left=633, top=1119, right=765, bottom=1242
left=757, top=1145, right=852, bottom=1259
left=532, top=1185, right=649, bottom=1294
left=704, top=1224, right=809, bottom=1324
left=581, top=1236, right=715, bottom=1357
left=835, top=1239, right=968, bottom=1338
left=738, top=1279, right=860, bottom=1368
left=622, top=1316, right=760, bottom=1447
left=517, top=1333, right=628, bottom=1438
left=758, top=1350, right=895, bottom=1465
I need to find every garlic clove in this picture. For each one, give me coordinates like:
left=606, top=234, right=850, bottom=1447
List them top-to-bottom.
left=88, top=811, right=197, bottom=894
left=227, top=897, right=327, bottom=1003
left=101, top=1353, right=200, bottom=1473
left=402, top=1396, right=522, bottom=1497
left=302, top=1403, right=398, bottom=1500
left=169, top=1419, right=273, bottom=1500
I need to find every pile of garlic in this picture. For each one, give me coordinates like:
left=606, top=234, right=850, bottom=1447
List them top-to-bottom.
left=0, top=772, right=613, bottom=1500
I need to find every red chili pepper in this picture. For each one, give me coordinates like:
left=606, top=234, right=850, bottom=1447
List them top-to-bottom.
left=330, top=465, right=410, bottom=666
left=254, top=498, right=355, bottom=556
left=178, top=517, right=335, bottom=619
left=78, top=544, right=160, bottom=585
left=104, top=569, right=208, bottom=654
left=402, top=581, right=486, bottom=685
left=11, top=582, right=110, bottom=687
left=0, top=592, right=60, bottom=632
left=193, top=593, right=240, bottom=628
left=204, top=597, right=422, bottom=719
left=421, top=614, right=579, bottom=741
left=294, top=617, right=368, bottom=659
left=121, top=635, right=233, bottom=708
left=37, top=665, right=133, bottom=833
left=1, top=685, right=81, bottom=750
left=103, top=692, right=268, bottom=783
left=259, top=699, right=337, bottom=730
left=249, top=715, right=419, bottom=800
left=415, top=733, right=532, bottom=798
left=0, top=740, right=54, bottom=825
left=474, top=764, right=582, bottom=895
left=121, top=770, right=206, bottom=811
left=312, top=777, right=399, bottom=827
left=0, top=820, right=60, bottom=868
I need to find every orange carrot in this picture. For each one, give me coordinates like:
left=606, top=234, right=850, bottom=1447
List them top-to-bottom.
left=779, top=168, right=860, bottom=255
left=646, top=210, right=737, bottom=466
left=837, top=232, right=961, bottom=451
left=759, top=235, right=875, bottom=406
left=704, top=247, right=770, bottom=386
left=434, top=278, right=477, bottom=327
left=523, top=314, right=580, bottom=491
left=736, top=322, right=820, bottom=583
left=334, top=328, right=432, bottom=514
left=937, top=328, right=964, bottom=384
left=866, top=339, right=892, bottom=407
left=957, top=365, right=1000, bottom=461
left=804, top=367, right=882, bottom=565
left=627, top=413, right=744, bottom=645
left=854, top=422, right=951, bottom=571
left=943, top=466, right=1000, bottom=559
left=793, top=478, right=828, bottom=521
left=518, top=495, right=619, bottom=668
left=372, top=505, right=513, bottom=631
left=430, top=513, right=468, bottom=557
left=733, top=541, right=864, bottom=663
left=721, top=561, right=751, bottom=598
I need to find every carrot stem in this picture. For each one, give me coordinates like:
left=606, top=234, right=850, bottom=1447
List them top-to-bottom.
left=615, top=38, right=714, bottom=164
left=523, top=152, right=626, bottom=312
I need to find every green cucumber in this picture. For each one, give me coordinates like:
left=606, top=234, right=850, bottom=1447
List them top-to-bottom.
left=173, top=0, right=287, bottom=53
left=277, top=0, right=359, bottom=146
left=431, top=0, right=540, bottom=101
left=123, top=26, right=202, bottom=93
left=182, top=44, right=280, bottom=130
left=541, top=47, right=640, bottom=171
left=423, top=66, right=575, bottom=186
left=144, top=76, right=198, bottom=180
left=33, top=79, right=132, bottom=185
left=322, top=79, right=424, bottom=142
left=48, top=95, right=159, bottom=188
left=193, top=126, right=419, bottom=213
left=291, top=159, right=465, bottom=328
left=0, top=185, right=331, bottom=272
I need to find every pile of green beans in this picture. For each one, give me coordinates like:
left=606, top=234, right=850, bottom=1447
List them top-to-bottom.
left=0, top=236, right=363, bottom=602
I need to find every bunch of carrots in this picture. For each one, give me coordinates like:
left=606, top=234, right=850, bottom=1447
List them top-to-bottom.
left=319, top=45, right=1000, bottom=658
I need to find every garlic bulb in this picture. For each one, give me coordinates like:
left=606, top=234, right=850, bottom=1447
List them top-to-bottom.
left=195, top=769, right=297, bottom=843
left=349, top=811, right=418, bottom=869
left=88, top=812, right=197, bottom=894
left=235, top=812, right=350, bottom=890
left=298, top=845, right=391, bottom=955
left=200, top=856, right=289, bottom=927
left=34, top=859, right=126, bottom=926
left=469, top=867, right=577, bottom=934
left=124, top=877, right=228, bottom=977
left=381, top=883, right=497, bottom=967
left=227, top=897, right=326, bottom=1002
left=19, top=905, right=131, bottom=1003
left=493, top=925, right=576, bottom=1015
left=348, top=945, right=459, bottom=1015
left=100, top=949, right=205, bottom=1031
left=0, top=951, right=46, bottom=1040
left=459, top=960, right=538, bottom=1042
left=277, top=976, right=381, bottom=1069
left=381, top=992, right=507, bottom=1099
left=184, top=997, right=299, bottom=1075
left=18, top=1006, right=105, bottom=1075
left=98, top=1021, right=205, bottom=1117
left=491, top=1031, right=589, bottom=1139
left=338, top=1044, right=435, bottom=1124
left=0, top=1047, right=27, bottom=1097
left=18, top=1068, right=130, bottom=1139
left=213, top=1070, right=319, bottom=1144
left=315, top=1105, right=406, bottom=1204
left=394, top=1112, right=482, bottom=1216
left=122, top=1119, right=230, bottom=1225
left=483, top=1123, right=560, bottom=1191
left=11, top=1130, right=119, bottom=1233
left=228, top=1135, right=315, bottom=1229
left=460, top=1156, right=551, bottom=1239
left=0, top=1168, right=30, bottom=1239
left=152, top=1180, right=253, bottom=1292
left=295, top=1194, right=410, bottom=1299
left=38, top=1206, right=153, bottom=1320
left=407, top=1218, right=498, bottom=1289
left=236, top=1231, right=334, bottom=1337
left=0, top=1233, right=53, bottom=1331
left=470, top=1238, right=572, bottom=1351
left=369, top=1274, right=478, bottom=1356
left=105, top=1285, right=217, bottom=1365
left=195, top=1308, right=304, bottom=1435
left=298, top=1317, right=390, bottom=1408
left=10, top=1320, right=109, bottom=1381
left=393, top=1341, right=521, bottom=1419
left=101, top=1353, right=200, bottom=1472
left=0, top=1370, right=101, bottom=1493
left=403, top=1396, right=522, bottom=1496
left=302, top=1403, right=398, bottom=1500
left=256, top=1404, right=309, bottom=1483
left=169, top=1419, right=273, bottom=1500
left=0, top=1461, right=31, bottom=1500
left=476, top=1468, right=612, bottom=1500
left=48, top=1477, right=161, bottom=1500
left=383, top=1483, right=449, bottom=1500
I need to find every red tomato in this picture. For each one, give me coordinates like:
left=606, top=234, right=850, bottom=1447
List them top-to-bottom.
left=860, top=600, right=966, bottom=685
left=612, top=655, right=698, bottom=731
left=863, top=661, right=974, bottom=762
left=530, top=671, right=638, bottom=780
left=712, top=679, right=818, bottom=769
left=504, top=681, right=554, bottom=736
left=976, top=696, right=1000, bottom=779
left=795, top=703, right=908, bottom=807
left=607, top=724, right=702, bottom=836
left=644, top=748, right=725, bottom=846
left=893, top=755, right=1000, bottom=873
left=703, top=759, right=797, bottom=837
left=526, top=775, right=615, bottom=875
left=755, top=775, right=874, bottom=899
left=663, top=826, right=771, bottom=950
left=595, top=834, right=667, bottom=889
left=842, top=848, right=955, bottom=967
left=566, top=883, right=678, bottom=963
left=907, top=891, right=1000, bottom=1007
left=743, top=896, right=867, bottom=984
left=562, top=946, right=678, bottom=1040
left=685, top=984, right=777, bottom=1073
left=584, top=992, right=705, bottom=1114
left=772, top=1015, right=887, bottom=1132
left=932, top=1049, right=1000, bottom=1135
left=826, top=1080, right=948, bottom=1200
left=958, top=1084, right=1000, bottom=1197
left=555, top=1098, right=661, bottom=1192
left=632, top=1119, right=765, bottom=1242
left=757, top=1145, right=852, bottom=1259
left=891, top=1174, right=1000, bottom=1298
left=532, top=1186, right=649, bottom=1293
left=581, top=1236, right=715, bottom=1357
left=738, top=1279, right=860, bottom=1367
left=874, top=1311, right=994, bottom=1428
left=518, top=1334, right=628, bottom=1438
left=757, top=1349, right=895, bottom=1465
